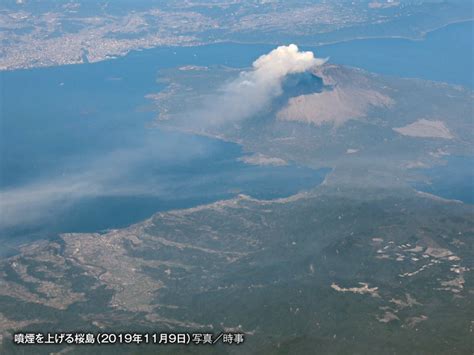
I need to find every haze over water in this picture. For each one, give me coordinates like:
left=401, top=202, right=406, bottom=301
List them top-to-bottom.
left=1, top=21, right=472, bottom=255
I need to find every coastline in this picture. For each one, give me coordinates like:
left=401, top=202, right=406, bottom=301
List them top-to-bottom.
left=2, top=18, right=472, bottom=73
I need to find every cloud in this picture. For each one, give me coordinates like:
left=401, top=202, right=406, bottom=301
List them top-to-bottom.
left=191, top=44, right=326, bottom=127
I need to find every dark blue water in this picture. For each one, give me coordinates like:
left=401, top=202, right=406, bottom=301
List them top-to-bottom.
left=1, top=20, right=473, bottom=255
left=313, top=20, right=474, bottom=89
left=0, top=43, right=328, bottom=255
left=413, top=156, right=474, bottom=204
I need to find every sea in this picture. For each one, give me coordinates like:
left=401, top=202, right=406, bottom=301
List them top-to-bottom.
left=0, top=20, right=472, bottom=255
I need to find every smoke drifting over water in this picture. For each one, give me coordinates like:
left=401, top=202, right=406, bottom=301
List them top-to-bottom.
left=0, top=44, right=327, bottom=233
